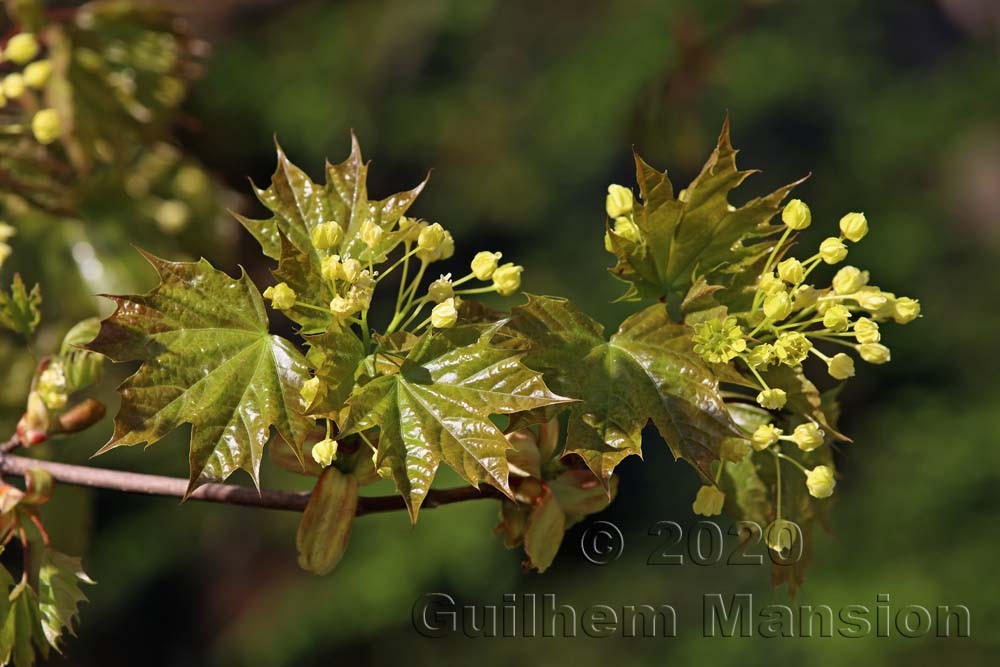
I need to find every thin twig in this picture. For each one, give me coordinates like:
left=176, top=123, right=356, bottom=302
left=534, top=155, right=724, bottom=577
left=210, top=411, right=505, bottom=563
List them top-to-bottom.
left=0, top=453, right=503, bottom=516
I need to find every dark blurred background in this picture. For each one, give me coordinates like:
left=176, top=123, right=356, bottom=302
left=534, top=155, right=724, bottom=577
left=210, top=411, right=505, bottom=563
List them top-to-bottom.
left=4, top=0, right=999, bottom=664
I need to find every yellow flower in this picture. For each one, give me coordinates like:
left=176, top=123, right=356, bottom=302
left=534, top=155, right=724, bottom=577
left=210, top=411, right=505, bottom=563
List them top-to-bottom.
left=5, top=33, right=39, bottom=64
left=23, top=59, right=51, bottom=89
left=2, top=73, right=25, bottom=99
left=31, top=108, right=61, bottom=145
left=605, top=184, right=634, bottom=218
left=781, top=199, right=811, bottom=230
left=839, top=212, right=868, bottom=242
left=612, top=216, right=641, bottom=244
left=359, top=219, right=383, bottom=248
left=417, top=222, right=450, bottom=261
left=310, top=223, right=343, bottom=250
left=819, top=237, right=848, bottom=264
left=470, top=251, right=501, bottom=280
left=321, top=255, right=343, bottom=282
left=777, top=257, right=804, bottom=285
left=340, top=258, right=362, bottom=283
left=492, top=263, right=523, bottom=296
left=832, top=265, right=867, bottom=295
left=758, top=271, right=784, bottom=295
left=427, top=275, right=454, bottom=302
left=263, top=282, right=296, bottom=310
left=792, top=284, right=819, bottom=309
left=854, top=287, right=888, bottom=312
left=763, top=290, right=792, bottom=321
left=329, top=295, right=357, bottom=318
left=893, top=297, right=921, bottom=324
left=430, top=298, right=458, bottom=328
left=822, top=304, right=851, bottom=332
left=692, top=316, right=747, bottom=363
left=853, top=317, right=880, bottom=344
left=774, top=331, right=811, bottom=365
left=746, top=343, right=776, bottom=369
left=858, top=343, right=890, bottom=364
left=827, top=353, right=855, bottom=380
left=37, top=362, right=68, bottom=410
left=300, top=377, right=321, bottom=406
left=756, top=388, right=787, bottom=410
left=792, top=422, right=825, bottom=451
left=751, top=423, right=782, bottom=451
left=311, top=438, right=339, bottom=467
left=720, top=438, right=749, bottom=463
left=805, top=465, right=836, bottom=499
left=692, top=485, right=725, bottom=516
left=766, top=519, right=798, bottom=553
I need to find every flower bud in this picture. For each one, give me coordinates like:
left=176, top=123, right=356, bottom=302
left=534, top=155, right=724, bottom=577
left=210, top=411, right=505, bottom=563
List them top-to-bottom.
left=5, top=33, right=39, bottom=64
left=23, top=59, right=51, bottom=89
left=31, top=108, right=61, bottom=145
left=605, top=184, right=634, bottom=218
left=781, top=199, right=812, bottom=230
left=839, top=212, right=868, bottom=242
left=397, top=216, right=422, bottom=242
left=612, top=216, right=641, bottom=244
left=359, top=219, right=383, bottom=248
left=0, top=222, right=14, bottom=241
left=417, top=222, right=448, bottom=259
left=310, top=223, right=343, bottom=250
left=819, top=237, right=848, bottom=264
left=471, top=251, right=502, bottom=280
left=321, top=255, right=342, bottom=282
left=777, top=257, right=804, bottom=284
left=340, top=258, right=362, bottom=283
left=492, top=263, right=523, bottom=296
left=832, top=265, right=867, bottom=295
left=758, top=271, right=783, bottom=295
left=427, top=275, right=454, bottom=302
left=263, top=282, right=296, bottom=310
left=792, top=284, right=819, bottom=309
left=854, top=287, right=888, bottom=312
left=763, top=290, right=792, bottom=321
left=329, top=295, right=356, bottom=318
left=892, top=297, right=920, bottom=324
left=430, top=298, right=458, bottom=329
left=822, top=304, right=851, bottom=332
left=853, top=317, right=880, bottom=344
left=858, top=342, right=890, bottom=364
left=746, top=343, right=775, bottom=369
left=827, top=352, right=855, bottom=380
left=37, top=362, right=68, bottom=410
left=300, top=377, right=321, bottom=407
left=756, top=388, right=787, bottom=410
left=792, top=422, right=825, bottom=451
left=751, top=423, right=781, bottom=451
left=720, top=437, right=749, bottom=463
left=311, top=438, right=339, bottom=467
left=805, top=465, right=836, bottom=499
left=692, top=485, right=725, bottom=516
left=766, top=519, right=798, bottom=553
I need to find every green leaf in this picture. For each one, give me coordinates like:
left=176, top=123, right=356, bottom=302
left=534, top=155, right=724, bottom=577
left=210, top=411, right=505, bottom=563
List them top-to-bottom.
left=608, top=117, right=805, bottom=302
left=86, top=251, right=313, bottom=493
left=0, top=274, right=41, bottom=339
left=509, top=295, right=738, bottom=486
left=340, top=327, right=571, bottom=521
left=304, top=328, right=365, bottom=416
left=297, top=467, right=358, bottom=576
left=523, top=486, right=565, bottom=573
left=36, top=550, right=94, bottom=651
left=0, top=580, right=46, bottom=667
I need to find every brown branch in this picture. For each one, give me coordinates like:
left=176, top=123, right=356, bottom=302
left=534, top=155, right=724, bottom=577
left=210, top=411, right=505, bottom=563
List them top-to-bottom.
left=0, top=453, right=503, bottom=516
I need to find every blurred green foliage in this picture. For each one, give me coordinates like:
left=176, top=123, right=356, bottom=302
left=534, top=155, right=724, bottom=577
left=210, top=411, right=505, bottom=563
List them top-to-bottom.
left=1, top=0, right=992, bottom=664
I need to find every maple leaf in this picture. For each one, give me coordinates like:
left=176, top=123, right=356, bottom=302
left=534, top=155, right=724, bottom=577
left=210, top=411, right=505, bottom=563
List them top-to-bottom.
left=608, top=116, right=806, bottom=302
left=86, top=251, right=313, bottom=493
left=0, top=274, right=41, bottom=339
left=509, top=295, right=738, bottom=486
left=339, top=327, right=571, bottom=521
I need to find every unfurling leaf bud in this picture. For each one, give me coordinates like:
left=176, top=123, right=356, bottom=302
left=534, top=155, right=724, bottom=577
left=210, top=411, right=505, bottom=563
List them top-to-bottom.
left=5, top=33, right=40, bottom=64
left=23, top=59, right=52, bottom=89
left=31, top=108, right=61, bottom=145
left=605, top=184, right=634, bottom=218
left=781, top=199, right=812, bottom=230
left=839, top=212, right=868, bottom=242
left=359, top=220, right=383, bottom=248
left=310, top=223, right=343, bottom=250
left=819, top=237, right=848, bottom=264
left=471, top=251, right=501, bottom=280
left=777, top=257, right=804, bottom=285
left=492, top=263, right=523, bottom=296
left=832, top=265, right=867, bottom=295
left=427, top=275, right=454, bottom=302
left=263, top=282, right=296, bottom=310
left=763, top=290, right=792, bottom=321
left=892, top=297, right=920, bottom=324
left=430, top=298, right=458, bottom=329
left=823, top=304, right=851, bottom=331
left=853, top=317, right=880, bottom=344
left=858, top=342, right=890, bottom=364
left=827, top=352, right=855, bottom=380
left=756, top=388, right=787, bottom=410
left=792, top=422, right=825, bottom=451
left=751, top=423, right=781, bottom=451
left=311, top=438, right=339, bottom=467
left=805, top=465, right=836, bottom=499
left=692, top=485, right=725, bottom=516
left=766, top=519, right=798, bottom=553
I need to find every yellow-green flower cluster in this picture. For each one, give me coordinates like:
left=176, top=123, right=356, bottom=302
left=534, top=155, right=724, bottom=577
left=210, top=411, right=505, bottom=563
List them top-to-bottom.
left=1, top=32, right=60, bottom=145
left=603, top=184, right=642, bottom=250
